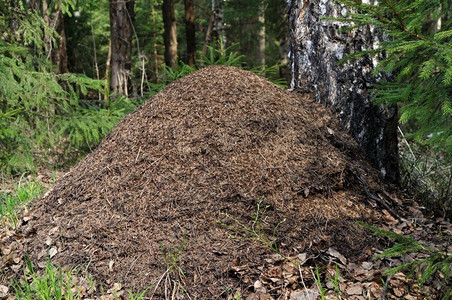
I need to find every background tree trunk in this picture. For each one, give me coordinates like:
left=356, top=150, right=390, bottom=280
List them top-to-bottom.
left=109, top=0, right=135, bottom=97
left=162, top=0, right=177, bottom=68
left=184, top=0, right=196, bottom=67
left=212, top=0, right=225, bottom=44
left=257, top=0, right=266, bottom=68
left=288, top=0, right=400, bottom=183
left=42, top=1, right=68, bottom=74
left=52, top=7, right=68, bottom=74
left=201, top=11, right=215, bottom=58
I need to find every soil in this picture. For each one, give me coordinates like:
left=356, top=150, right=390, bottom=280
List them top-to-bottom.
left=1, top=66, right=450, bottom=299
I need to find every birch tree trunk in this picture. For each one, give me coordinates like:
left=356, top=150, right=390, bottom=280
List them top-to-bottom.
left=109, top=0, right=135, bottom=97
left=212, top=0, right=226, bottom=44
left=257, top=0, right=266, bottom=68
left=288, top=0, right=400, bottom=183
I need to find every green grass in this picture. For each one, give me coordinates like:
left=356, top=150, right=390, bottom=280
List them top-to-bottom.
left=0, top=175, right=45, bottom=228
left=10, top=259, right=152, bottom=299
left=13, top=260, right=84, bottom=300
left=313, top=266, right=326, bottom=300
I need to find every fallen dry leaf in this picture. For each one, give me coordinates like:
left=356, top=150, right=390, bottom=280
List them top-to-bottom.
left=49, top=247, right=57, bottom=258
left=327, top=247, right=347, bottom=265
left=297, top=253, right=308, bottom=265
left=267, top=266, right=282, bottom=278
left=254, top=280, right=266, bottom=294
left=346, top=283, right=363, bottom=295
left=0, top=285, right=9, bottom=297
left=392, top=286, right=405, bottom=297
left=290, top=289, right=319, bottom=300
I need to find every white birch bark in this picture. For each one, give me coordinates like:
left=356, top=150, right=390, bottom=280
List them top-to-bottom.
left=288, top=0, right=400, bottom=183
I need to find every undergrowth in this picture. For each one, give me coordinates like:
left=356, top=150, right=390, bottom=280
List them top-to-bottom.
left=399, top=126, right=452, bottom=218
left=0, top=176, right=44, bottom=228
left=360, top=222, right=451, bottom=299
left=11, top=259, right=150, bottom=300
left=13, top=260, right=84, bottom=300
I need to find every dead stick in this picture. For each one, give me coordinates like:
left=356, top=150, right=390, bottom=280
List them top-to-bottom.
left=352, top=171, right=402, bottom=220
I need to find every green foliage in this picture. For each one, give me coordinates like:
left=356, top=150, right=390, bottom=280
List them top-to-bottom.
left=334, top=0, right=452, bottom=153
left=0, top=2, right=140, bottom=174
left=0, top=38, right=108, bottom=173
left=199, top=38, right=244, bottom=67
left=251, top=64, right=288, bottom=88
left=54, top=97, right=141, bottom=153
left=0, top=176, right=44, bottom=228
left=359, top=222, right=451, bottom=299
left=13, top=260, right=81, bottom=300
left=326, top=264, right=342, bottom=297
left=313, top=266, right=326, bottom=300
left=127, top=287, right=151, bottom=300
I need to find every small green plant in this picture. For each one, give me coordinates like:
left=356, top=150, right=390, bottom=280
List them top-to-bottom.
left=199, top=37, right=244, bottom=67
left=250, top=64, right=288, bottom=88
left=0, top=176, right=44, bottom=228
left=217, top=199, right=287, bottom=259
left=359, top=222, right=451, bottom=299
left=150, top=235, right=188, bottom=299
left=160, top=235, right=187, bottom=280
left=13, top=260, right=80, bottom=300
left=326, top=264, right=342, bottom=298
left=313, top=266, right=326, bottom=300
left=127, top=287, right=150, bottom=300
left=232, top=290, right=242, bottom=300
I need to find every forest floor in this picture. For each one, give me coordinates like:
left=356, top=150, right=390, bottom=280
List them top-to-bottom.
left=0, top=66, right=450, bottom=299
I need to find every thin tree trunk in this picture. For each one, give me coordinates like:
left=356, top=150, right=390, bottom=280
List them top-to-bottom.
left=9, top=0, right=21, bottom=39
left=109, top=0, right=135, bottom=97
left=162, top=0, right=178, bottom=68
left=185, top=0, right=196, bottom=67
left=212, top=0, right=225, bottom=45
left=287, top=0, right=400, bottom=183
left=41, top=1, right=68, bottom=74
left=257, top=1, right=266, bottom=69
left=151, top=4, right=159, bottom=80
left=49, top=5, right=68, bottom=74
left=202, top=11, right=215, bottom=57
left=54, top=13, right=69, bottom=74
left=91, top=22, right=101, bottom=101
left=104, top=38, right=112, bottom=102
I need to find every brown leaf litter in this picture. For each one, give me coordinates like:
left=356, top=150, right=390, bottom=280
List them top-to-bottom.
left=1, top=66, right=449, bottom=299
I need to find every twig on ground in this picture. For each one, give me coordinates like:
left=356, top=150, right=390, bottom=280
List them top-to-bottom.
left=352, top=171, right=402, bottom=220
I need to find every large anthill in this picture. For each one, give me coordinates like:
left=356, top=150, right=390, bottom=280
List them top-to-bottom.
left=21, top=66, right=385, bottom=298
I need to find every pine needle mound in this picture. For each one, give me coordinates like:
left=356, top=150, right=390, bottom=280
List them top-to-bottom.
left=24, top=66, right=385, bottom=297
